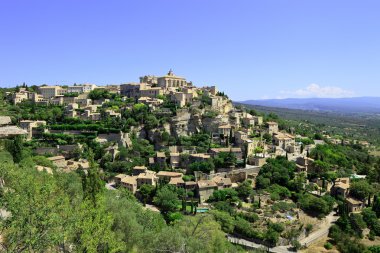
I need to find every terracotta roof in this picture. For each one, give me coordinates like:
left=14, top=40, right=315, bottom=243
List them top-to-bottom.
left=0, top=126, right=27, bottom=137
left=273, top=132, right=295, bottom=140
left=210, top=147, right=242, bottom=153
left=156, top=152, right=166, bottom=158
left=190, top=153, right=211, bottom=159
left=137, top=171, right=157, bottom=179
left=157, top=171, right=183, bottom=177
left=115, top=174, right=127, bottom=179
left=121, top=176, right=137, bottom=185
left=212, top=176, right=232, bottom=186
left=169, top=177, right=185, bottom=185
left=334, top=178, right=350, bottom=189
left=197, top=180, right=217, bottom=189
left=346, top=197, right=363, bottom=205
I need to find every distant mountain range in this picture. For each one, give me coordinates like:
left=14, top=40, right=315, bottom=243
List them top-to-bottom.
left=239, top=97, right=380, bottom=114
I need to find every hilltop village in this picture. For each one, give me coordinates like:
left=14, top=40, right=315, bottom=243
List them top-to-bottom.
left=1, top=71, right=380, bottom=252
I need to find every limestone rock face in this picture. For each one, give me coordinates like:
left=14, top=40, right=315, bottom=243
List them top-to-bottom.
left=170, top=109, right=191, bottom=137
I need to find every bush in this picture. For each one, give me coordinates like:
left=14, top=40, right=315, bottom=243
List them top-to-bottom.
left=298, top=193, right=333, bottom=217
left=210, top=210, right=235, bottom=233
left=324, top=242, right=333, bottom=250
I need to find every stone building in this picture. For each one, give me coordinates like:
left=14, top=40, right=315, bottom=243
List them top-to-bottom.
left=157, top=70, right=188, bottom=90
left=139, top=75, right=158, bottom=85
left=67, top=84, right=97, bottom=94
left=38, top=86, right=66, bottom=99
left=12, top=88, right=45, bottom=105
left=19, top=120, right=46, bottom=140
left=267, top=121, right=279, bottom=134
left=273, top=132, right=295, bottom=149
left=156, top=171, right=183, bottom=184
left=121, top=176, right=138, bottom=194
left=331, top=178, right=350, bottom=198
left=197, top=180, right=218, bottom=203
left=346, top=197, right=365, bottom=213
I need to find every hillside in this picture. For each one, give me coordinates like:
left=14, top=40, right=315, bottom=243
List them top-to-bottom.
left=240, top=97, right=380, bottom=114
left=235, top=102, right=380, bottom=146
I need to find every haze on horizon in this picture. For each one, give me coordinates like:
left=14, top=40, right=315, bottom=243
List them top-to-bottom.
left=1, top=0, right=379, bottom=100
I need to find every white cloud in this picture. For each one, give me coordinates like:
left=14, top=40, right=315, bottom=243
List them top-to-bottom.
left=280, top=84, right=355, bottom=98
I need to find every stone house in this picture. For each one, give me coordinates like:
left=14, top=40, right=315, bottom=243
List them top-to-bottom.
left=139, top=75, right=158, bottom=85
left=120, top=83, right=142, bottom=98
left=67, top=84, right=97, bottom=94
left=38, top=86, right=66, bottom=99
left=201, top=86, right=218, bottom=96
left=140, top=87, right=163, bottom=98
left=12, top=88, right=45, bottom=104
left=171, top=91, right=193, bottom=107
left=138, top=97, right=163, bottom=109
left=0, top=116, right=27, bottom=138
left=253, top=116, right=263, bottom=126
left=242, top=117, right=255, bottom=129
left=19, top=120, right=46, bottom=140
left=267, top=121, right=279, bottom=134
left=218, top=124, right=232, bottom=137
left=235, top=131, right=249, bottom=145
left=273, top=132, right=295, bottom=150
left=287, top=143, right=301, bottom=155
left=210, top=147, right=243, bottom=160
left=150, top=152, right=167, bottom=168
left=170, top=153, right=181, bottom=168
left=190, top=153, right=211, bottom=163
left=248, top=156, right=267, bottom=167
left=296, top=157, right=315, bottom=172
left=132, top=166, right=148, bottom=176
left=136, top=171, right=157, bottom=188
left=156, top=171, right=183, bottom=184
left=114, top=174, right=127, bottom=185
left=121, top=176, right=138, bottom=194
left=212, top=176, right=232, bottom=190
left=168, top=177, right=185, bottom=187
left=331, top=178, right=350, bottom=198
left=197, top=180, right=218, bottom=203
left=185, top=181, right=197, bottom=191
left=346, top=197, right=365, bottom=213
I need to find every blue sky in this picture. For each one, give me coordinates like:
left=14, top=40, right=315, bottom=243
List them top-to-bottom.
left=0, top=0, right=379, bottom=100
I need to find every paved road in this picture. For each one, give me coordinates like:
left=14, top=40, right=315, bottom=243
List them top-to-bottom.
left=299, top=211, right=338, bottom=247
left=227, top=235, right=295, bottom=253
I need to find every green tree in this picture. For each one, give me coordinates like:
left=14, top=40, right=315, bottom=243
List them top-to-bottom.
left=6, top=135, right=24, bottom=163
left=82, top=150, right=104, bottom=206
left=189, top=160, right=215, bottom=174
left=236, top=180, right=253, bottom=200
left=350, top=180, right=374, bottom=201
left=139, top=184, right=156, bottom=204
left=154, top=185, right=180, bottom=214
left=73, top=196, right=123, bottom=252
left=210, top=210, right=235, bottom=233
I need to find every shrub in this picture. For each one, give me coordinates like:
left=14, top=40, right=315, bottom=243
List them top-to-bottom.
left=324, top=242, right=333, bottom=250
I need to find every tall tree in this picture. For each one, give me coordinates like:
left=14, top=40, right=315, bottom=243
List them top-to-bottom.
left=82, top=149, right=104, bottom=206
